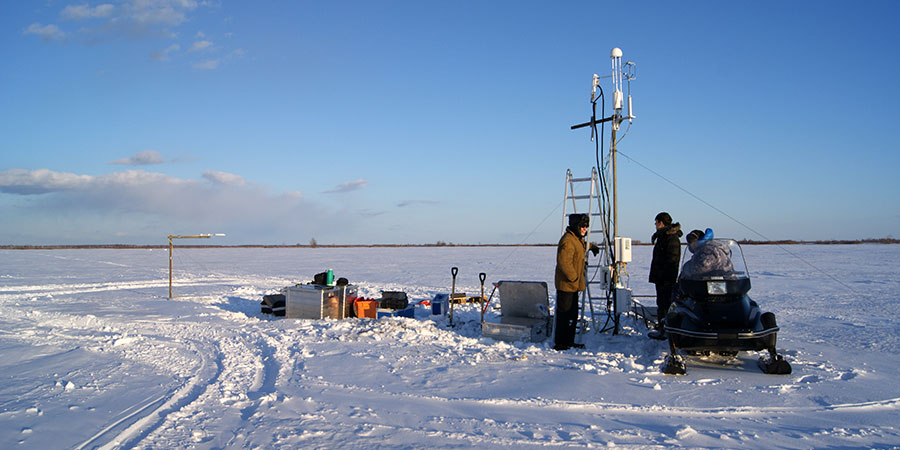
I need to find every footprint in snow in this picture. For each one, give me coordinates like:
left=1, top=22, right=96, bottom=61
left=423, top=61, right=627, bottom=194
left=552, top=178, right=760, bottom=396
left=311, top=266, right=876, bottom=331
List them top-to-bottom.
left=757, top=271, right=786, bottom=277
left=838, top=371, right=858, bottom=381
left=798, top=374, right=820, bottom=384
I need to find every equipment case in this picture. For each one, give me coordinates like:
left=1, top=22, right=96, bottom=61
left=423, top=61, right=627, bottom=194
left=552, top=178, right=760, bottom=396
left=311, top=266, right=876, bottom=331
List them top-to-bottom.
left=482, top=281, right=552, bottom=343
left=285, top=284, right=357, bottom=319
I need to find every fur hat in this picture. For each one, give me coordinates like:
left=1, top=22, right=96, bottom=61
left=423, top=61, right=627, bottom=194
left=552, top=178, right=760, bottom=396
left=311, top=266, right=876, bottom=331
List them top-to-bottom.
left=568, top=213, right=589, bottom=229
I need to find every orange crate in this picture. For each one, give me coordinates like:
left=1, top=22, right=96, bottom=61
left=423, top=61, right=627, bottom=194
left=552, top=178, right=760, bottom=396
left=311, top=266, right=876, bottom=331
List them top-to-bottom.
left=354, top=299, right=378, bottom=318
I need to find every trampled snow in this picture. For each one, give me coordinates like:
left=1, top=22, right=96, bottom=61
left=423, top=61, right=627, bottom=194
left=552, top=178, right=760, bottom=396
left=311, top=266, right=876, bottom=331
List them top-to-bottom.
left=1, top=245, right=899, bottom=448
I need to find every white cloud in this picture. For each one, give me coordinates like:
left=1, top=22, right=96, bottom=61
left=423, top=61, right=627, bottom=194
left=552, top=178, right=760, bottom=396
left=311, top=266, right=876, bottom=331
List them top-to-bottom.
left=47, top=0, right=203, bottom=42
left=120, top=0, right=199, bottom=27
left=26, top=3, right=244, bottom=70
left=61, top=4, right=115, bottom=20
left=23, top=23, right=67, bottom=42
left=188, top=39, right=213, bottom=53
left=149, top=43, right=180, bottom=61
left=191, top=48, right=245, bottom=70
left=192, top=59, right=219, bottom=70
left=109, top=150, right=166, bottom=166
left=0, top=168, right=327, bottom=243
left=0, top=168, right=93, bottom=194
left=202, top=171, right=245, bottom=187
left=324, top=179, right=368, bottom=194
left=397, top=200, right=440, bottom=207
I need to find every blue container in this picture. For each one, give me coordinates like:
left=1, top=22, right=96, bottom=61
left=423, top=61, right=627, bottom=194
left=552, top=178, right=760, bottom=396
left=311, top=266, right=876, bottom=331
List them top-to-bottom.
left=431, top=294, right=449, bottom=316
left=377, top=305, right=416, bottom=319
left=397, top=305, right=415, bottom=318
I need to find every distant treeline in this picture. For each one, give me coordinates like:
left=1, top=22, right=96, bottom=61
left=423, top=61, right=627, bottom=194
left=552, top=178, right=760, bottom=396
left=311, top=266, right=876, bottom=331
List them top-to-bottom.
left=2, top=238, right=898, bottom=250
left=634, top=238, right=900, bottom=246
left=0, top=243, right=556, bottom=250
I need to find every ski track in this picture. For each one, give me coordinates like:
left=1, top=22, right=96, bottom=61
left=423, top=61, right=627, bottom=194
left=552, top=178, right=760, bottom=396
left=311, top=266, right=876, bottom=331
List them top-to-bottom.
left=2, top=246, right=900, bottom=448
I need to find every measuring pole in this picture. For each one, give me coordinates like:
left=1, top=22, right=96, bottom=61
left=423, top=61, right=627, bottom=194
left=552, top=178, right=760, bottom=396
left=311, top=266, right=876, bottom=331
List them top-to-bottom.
left=569, top=47, right=637, bottom=334
left=612, top=124, right=618, bottom=243
left=168, top=233, right=225, bottom=299
left=168, top=236, right=174, bottom=298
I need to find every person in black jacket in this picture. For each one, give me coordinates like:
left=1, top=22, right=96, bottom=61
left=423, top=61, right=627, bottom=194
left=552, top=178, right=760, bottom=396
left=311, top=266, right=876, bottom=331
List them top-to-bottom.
left=649, top=212, right=682, bottom=335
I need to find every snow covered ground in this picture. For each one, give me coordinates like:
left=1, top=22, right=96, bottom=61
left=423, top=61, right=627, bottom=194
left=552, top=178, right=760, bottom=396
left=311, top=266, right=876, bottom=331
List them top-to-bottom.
left=1, top=244, right=899, bottom=449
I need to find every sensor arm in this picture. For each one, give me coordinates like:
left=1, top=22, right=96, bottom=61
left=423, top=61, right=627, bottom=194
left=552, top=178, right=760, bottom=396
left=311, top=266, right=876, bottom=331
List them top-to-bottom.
left=570, top=114, right=617, bottom=130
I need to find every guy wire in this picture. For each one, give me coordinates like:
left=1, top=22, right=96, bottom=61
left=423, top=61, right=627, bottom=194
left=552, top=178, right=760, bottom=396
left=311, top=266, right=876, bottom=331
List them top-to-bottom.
left=616, top=150, right=856, bottom=293
left=496, top=198, right=562, bottom=270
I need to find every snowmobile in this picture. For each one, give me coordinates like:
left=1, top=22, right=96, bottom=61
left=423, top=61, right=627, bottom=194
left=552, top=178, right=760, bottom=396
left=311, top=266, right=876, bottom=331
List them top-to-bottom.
left=661, top=237, right=792, bottom=375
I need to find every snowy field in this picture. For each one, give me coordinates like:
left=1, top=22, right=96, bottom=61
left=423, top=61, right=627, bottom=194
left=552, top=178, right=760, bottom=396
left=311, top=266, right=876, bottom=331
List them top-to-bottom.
left=1, top=244, right=899, bottom=449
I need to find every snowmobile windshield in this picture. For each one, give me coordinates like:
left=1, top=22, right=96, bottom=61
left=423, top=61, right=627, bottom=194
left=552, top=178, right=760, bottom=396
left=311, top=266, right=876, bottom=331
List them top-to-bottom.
left=679, top=239, right=749, bottom=281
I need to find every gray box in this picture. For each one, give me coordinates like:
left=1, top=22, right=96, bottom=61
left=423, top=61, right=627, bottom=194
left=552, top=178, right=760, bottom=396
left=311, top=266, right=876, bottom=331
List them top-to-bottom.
left=482, top=281, right=552, bottom=343
left=285, top=284, right=357, bottom=319
left=614, top=287, right=633, bottom=315
left=483, top=316, right=551, bottom=342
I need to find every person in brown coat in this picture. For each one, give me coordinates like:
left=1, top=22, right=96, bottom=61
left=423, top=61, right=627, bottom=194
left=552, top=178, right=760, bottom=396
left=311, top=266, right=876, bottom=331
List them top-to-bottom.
left=554, top=213, right=597, bottom=350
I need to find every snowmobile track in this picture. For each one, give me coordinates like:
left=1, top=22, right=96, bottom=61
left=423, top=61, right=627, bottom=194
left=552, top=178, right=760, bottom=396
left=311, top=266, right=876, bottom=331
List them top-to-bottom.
left=74, top=338, right=223, bottom=449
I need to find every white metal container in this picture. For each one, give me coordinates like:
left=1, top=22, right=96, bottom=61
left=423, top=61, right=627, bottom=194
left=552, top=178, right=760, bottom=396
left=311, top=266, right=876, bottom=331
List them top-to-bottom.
left=615, top=237, right=632, bottom=263
left=482, top=281, right=552, bottom=343
left=285, top=284, right=356, bottom=319
left=482, top=317, right=551, bottom=342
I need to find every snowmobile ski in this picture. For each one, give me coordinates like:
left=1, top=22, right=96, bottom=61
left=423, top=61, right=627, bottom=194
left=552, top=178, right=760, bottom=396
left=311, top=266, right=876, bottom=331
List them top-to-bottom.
left=758, top=353, right=792, bottom=375
left=661, top=354, right=686, bottom=375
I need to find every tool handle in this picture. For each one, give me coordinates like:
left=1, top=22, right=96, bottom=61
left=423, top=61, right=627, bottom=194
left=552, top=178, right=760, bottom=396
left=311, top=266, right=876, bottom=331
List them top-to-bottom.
left=451, top=266, right=458, bottom=278
left=479, top=272, right=486, bottom=283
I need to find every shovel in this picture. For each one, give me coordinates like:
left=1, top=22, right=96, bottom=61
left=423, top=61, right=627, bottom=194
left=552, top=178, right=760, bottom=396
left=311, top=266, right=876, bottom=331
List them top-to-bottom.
left=449, top=266, right=458, bottom=327
left=479, top=272, right=487, bottom=323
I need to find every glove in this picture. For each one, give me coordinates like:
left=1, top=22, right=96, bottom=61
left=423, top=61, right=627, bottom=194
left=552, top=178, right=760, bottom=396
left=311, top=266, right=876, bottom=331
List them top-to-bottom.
left=590, top=242, right=600, bottom=256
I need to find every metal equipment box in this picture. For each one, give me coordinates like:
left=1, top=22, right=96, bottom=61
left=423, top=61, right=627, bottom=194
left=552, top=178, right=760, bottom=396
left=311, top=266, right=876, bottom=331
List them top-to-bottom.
left=615, top=237, right=632, bottom=263
left=482, top=281, right=552, bottom=343
left=285, top=284, right=357, bottom=319
left=614, top=287, right=633, bottom=315
left=482, top=317, right=550, bottom=342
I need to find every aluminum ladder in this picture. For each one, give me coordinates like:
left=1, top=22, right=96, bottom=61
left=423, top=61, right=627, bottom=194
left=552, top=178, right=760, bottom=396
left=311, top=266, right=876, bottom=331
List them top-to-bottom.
left=562, top=168, right=612, bottom=339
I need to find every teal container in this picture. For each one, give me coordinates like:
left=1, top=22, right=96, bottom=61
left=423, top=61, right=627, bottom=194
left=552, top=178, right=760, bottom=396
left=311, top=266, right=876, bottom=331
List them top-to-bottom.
left=326, top=269, right=334, bottom=286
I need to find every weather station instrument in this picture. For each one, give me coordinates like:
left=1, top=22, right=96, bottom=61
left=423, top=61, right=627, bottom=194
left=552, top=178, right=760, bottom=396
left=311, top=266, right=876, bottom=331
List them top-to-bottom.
left=566, top=47, right=637, bottom=335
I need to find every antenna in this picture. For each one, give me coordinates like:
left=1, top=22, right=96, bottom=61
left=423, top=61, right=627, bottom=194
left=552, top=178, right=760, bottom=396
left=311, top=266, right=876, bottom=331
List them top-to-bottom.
left=569, top=47, right=638, bottom=334
left=570, top=47, right=637, bottom=238
left=610, top=47, right=624, bottom=114
left=624, top=61, right=636, bottom=122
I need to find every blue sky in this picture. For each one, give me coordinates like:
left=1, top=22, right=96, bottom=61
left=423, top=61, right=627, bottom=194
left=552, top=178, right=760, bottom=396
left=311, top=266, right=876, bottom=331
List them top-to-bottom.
left=1, top=1, right=899, bottom=245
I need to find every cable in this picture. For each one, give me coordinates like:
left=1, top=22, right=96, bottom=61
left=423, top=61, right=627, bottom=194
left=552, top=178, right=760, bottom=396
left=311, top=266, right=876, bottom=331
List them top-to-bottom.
left=586, top=89, right=620, bottom=331
left=590, top=91, right=614, bottom=255
left=615, top=120, right=631, bottom=145
left=616, top=150, right=857, bottom=293
left=496, top=198, right=563, bottom=269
